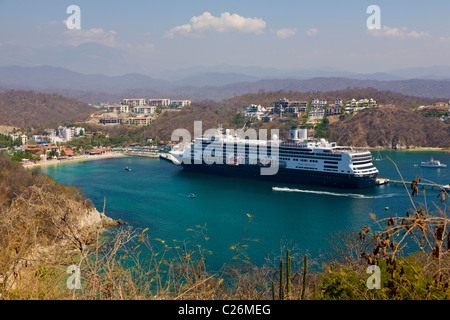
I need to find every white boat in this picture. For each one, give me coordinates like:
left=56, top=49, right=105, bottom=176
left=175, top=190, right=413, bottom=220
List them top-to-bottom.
left=373, top=150, right=384, bottom=161
left=420, top=158, right=447, bottom=168
left=375, top=178, right=389, bottom=185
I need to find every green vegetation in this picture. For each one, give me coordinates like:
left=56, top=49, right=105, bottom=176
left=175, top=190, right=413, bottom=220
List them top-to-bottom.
left=421, top=109, right=447, bottom=118
left=314, top=117, right=330, bottom=139
left=0, top=134, right=21, bottom=148
left=10, top=149, right=35, bottom=162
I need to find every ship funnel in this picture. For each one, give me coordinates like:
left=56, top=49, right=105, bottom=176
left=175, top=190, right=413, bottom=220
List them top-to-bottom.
left=289, top=126, right=299, bottom=141
left=298, top=127, right=307, bottom=141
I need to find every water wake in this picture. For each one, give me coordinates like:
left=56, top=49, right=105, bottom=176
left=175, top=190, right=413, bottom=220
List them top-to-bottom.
left=272, top=187, right=396, bottom=199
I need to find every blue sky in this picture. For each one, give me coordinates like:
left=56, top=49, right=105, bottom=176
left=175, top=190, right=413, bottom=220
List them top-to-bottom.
left=1, top=0, right=450, bottom=76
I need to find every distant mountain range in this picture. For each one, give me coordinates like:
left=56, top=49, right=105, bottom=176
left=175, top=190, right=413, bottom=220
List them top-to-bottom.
left=1, top=65, right=450, bottom=103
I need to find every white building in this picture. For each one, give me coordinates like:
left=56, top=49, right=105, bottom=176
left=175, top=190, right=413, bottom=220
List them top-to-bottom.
left=147, top=98, right=170, bottom=107
left=122, top=99, right=146, bottom=106
left=311, top=99, right=327, bottom=108
left=170, top=100, right=191, bottom=107
left=244, top=104, right=266, bottom=120
left=108, top=105, right=130, bottom=113
left=133, top=106, right=156, bottom=114
left=308, top=107, right=325, bottom=120
left=129, top=116, right=153, bottom=125
left=58, top=126, right=85, bottom=141
left=61, top=128, right=73, bottom=141
left=21, top=134, right=28, bottom=145
left=32, top=135, right=52, bottom=144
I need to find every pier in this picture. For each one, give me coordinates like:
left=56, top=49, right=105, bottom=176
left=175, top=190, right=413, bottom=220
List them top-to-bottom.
left=121, top=150, right=179, bottom=163
left=122, top=150, right=160, bottom=158
left=376, top=178, right=450, bottom=191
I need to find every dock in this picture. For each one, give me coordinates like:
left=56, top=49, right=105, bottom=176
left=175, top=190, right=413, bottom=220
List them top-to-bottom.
left=121, top=150, right=179, bottom=164
left=121, top=150, right=160, bottom=158
left=376, top=178, right=450, bottom=191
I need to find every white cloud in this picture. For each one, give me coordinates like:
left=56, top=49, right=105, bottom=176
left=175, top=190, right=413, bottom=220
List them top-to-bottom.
left=166, top=12, right=266, bottom=38
left=367, top=26, right=430, bottom=40
left=64, top=27, right=118, bottom=47
left=276, top=28, right=296, bottom=39
left=306, top=28, right=319, bottom=37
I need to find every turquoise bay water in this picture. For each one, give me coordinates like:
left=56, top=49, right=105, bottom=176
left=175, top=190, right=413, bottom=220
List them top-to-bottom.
left=40, top=151, right=450, bottom=269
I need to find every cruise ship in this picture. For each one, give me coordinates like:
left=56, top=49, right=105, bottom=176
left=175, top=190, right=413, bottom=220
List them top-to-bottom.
left=170, top=126, right=378, bottom=189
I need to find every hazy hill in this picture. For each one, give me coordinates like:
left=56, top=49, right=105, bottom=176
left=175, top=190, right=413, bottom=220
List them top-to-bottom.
left=0, top=66, right=173, bottom=93
left=1, top=66, right=450, bottom=104
left=0, top=90, right=96, bottom=128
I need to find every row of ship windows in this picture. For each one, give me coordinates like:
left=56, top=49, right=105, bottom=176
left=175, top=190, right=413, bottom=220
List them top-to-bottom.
left=198, top=145, right=343, bottom=158
left=192, top=150, right=340, bottom=162
left=280, top=150, right=342, bottom=157
left=196, top=151, right=345, bottom=161
left=352, top=154, right=372, bottom=159
left=281, top=157, right=318, bottom=163
left=352, top=160, right=372, bottom=165
left=354, top=164, right=376, bottom=170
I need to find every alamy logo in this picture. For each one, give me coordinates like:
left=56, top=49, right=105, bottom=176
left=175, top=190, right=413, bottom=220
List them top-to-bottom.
left=66, top=5, right=81, bottom=30
left=366, top=5, right=381, bottom=30
left=171, top=121, right=280, bottom=176
left=66, top=264, right=81, bottom=290
left=366, top=265, right=381, bottom=289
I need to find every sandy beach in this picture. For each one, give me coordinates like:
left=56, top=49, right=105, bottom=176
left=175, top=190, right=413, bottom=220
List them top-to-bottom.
left=22, top=152, right=128, bottom=168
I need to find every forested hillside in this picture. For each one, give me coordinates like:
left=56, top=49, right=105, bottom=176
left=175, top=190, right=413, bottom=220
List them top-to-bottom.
left=221, top=87, right=438, bottom=108
left=0, top=90, right=96, bottom=128
left=329, top=105, right=450, bottom=148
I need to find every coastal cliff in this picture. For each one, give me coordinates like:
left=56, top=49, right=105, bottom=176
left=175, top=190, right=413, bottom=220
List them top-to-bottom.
left=0, top=155, right=125, bottom=295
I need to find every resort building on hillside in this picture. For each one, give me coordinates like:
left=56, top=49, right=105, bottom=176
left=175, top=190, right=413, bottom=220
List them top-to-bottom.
left=121, top=98, right=191, bottom=108
left=147, top=98, right=171, bottom=107
left=274, top=98, right=308, bottom=113
left=334, top=98, right=343, bottom=108
left=344, top=98, right=378, bottom=114
left=122, top=99, right=146, bottom=106
left=311, top=99, right=327, bottom=108
left=170, top=100, right=192, bottom=108
left=244, top=104, right=266, bottom=120
left=108, top=105, right=130, bottom=113
left=133, top=106, right=156, bottom=114
left=285, top=106, right=298, bottom=113
left=325, top=106, right=342, bottom=116
left=308, top=107, right=325, bottom=120
left=99, top=115, right=127, bottom=125
left=128, top=116, right=153, bottom=125
left=58, top=126, right=84, bottom=141
left=21, top=134, right=28, bottom=145
left=32, top=135, right=52, bottom=144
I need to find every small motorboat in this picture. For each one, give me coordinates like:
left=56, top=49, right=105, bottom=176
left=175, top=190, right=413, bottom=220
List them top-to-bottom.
left=420, top=157, right=447, bottom=168
left=125, top=166, right=132, bottom=171
left=188, top=193, right=196, bottom=198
